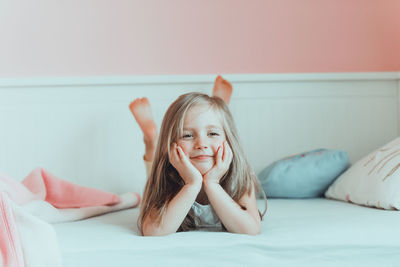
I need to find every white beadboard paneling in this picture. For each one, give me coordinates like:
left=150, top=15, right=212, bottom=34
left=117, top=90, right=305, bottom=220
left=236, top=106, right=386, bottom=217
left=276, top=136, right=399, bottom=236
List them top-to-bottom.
left=0, top=72, right=399, bottom=194
left=232, top=95, right=397, bottom=174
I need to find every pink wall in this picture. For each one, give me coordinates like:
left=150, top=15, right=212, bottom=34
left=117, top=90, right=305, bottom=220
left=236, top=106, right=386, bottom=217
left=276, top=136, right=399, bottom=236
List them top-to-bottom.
left=0, top=0, right=399, bottom=78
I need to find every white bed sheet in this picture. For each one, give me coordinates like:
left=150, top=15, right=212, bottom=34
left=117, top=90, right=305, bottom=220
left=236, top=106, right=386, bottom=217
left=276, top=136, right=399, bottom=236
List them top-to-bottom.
left=54, top=199, right=400, bottom=267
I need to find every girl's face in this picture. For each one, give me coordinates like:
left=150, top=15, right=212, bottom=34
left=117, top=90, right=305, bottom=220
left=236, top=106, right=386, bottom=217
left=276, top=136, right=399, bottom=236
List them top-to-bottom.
left=177, top=104, right=226, bottom=175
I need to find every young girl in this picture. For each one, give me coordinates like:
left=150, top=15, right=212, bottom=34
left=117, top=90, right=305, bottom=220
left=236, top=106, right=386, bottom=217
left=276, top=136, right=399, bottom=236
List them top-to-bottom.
left=129, top=76, right=266, bottom=236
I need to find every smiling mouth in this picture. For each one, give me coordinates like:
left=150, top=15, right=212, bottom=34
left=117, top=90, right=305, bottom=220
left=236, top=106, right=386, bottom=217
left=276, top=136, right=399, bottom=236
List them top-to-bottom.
left=191, top=155, right=213, bottom=161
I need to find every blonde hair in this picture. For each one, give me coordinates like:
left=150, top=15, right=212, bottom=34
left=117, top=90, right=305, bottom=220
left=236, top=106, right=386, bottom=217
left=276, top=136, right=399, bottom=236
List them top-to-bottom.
left=138, top=92, right=266, bottom=233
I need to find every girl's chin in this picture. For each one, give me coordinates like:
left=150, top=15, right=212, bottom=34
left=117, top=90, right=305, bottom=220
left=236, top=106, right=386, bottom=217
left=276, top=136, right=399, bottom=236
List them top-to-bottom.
left=192, top=162, right=214, bottom=175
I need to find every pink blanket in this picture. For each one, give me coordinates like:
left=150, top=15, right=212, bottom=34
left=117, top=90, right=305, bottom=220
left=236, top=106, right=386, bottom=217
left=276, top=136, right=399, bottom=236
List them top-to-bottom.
left=0, top=168, right=140, bottom=267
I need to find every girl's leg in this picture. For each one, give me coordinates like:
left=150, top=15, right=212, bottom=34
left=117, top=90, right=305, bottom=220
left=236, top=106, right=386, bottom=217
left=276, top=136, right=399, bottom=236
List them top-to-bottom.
left=212, top=75, right=233, bottom=104
left=129, top=97, right=158, bottom=162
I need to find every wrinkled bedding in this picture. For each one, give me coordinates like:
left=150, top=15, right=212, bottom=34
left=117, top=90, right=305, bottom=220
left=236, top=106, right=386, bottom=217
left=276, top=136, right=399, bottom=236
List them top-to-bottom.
left=55, top=199, right=400, bottom=267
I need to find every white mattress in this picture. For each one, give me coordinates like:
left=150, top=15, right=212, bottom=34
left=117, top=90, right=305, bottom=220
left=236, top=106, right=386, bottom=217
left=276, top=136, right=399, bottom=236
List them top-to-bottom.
left=54, top=199, right=400, bottom=267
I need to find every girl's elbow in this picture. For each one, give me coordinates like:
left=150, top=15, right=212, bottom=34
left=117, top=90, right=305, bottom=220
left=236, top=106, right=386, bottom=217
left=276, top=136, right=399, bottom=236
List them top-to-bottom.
left=243, top=219, right=262, bottom=235
left=232, top=221, right=261, bottom=235
left=141, top=222, right=160, bottom=236
left=142, top=223, right=175, bottom=236
left=247, top=225, right=261, bottom=235
left=141, top=226, right=154, bottom=236
left=232, top=226, right=261, bottom=235
left=241, top=226, right=261, bottom=235
left=142, top=227, right=166, bottom=236
left=142, top=228, right=158, bottom=236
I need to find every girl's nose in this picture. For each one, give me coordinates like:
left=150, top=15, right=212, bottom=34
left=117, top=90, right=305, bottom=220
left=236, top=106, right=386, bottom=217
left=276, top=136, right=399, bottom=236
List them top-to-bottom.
left=195, top=137, right=208, bottom=150
left=195, top=144, right=208, bottom=150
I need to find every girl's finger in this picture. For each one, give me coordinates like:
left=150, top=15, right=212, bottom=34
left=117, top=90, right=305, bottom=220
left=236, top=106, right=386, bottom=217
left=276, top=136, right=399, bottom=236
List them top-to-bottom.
left=221, top=141, right=226, bottom=161
left=224, top=142, right=233, bottom=164
left=173, top=143, right=181, bottom=160
left=217, top=145, right=223, bottom=165
left=177, top=146, right=186, bottom=161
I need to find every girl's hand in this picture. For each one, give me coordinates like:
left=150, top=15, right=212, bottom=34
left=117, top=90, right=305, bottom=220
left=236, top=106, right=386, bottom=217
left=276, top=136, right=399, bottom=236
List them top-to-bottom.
left=203, top=141, right=233, bottom=185
left=169, top=143, right=203, bottom=186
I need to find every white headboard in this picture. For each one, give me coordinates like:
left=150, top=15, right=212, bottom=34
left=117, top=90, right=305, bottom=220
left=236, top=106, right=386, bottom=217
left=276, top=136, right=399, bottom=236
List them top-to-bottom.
left=1, top=72, right=399, bottom=194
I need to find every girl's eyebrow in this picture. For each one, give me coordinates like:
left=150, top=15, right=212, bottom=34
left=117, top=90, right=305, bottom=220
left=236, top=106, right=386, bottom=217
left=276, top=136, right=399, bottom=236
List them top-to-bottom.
left=183, top=125, right=223, bottom=131
left=207, top=125, right=223, bottom=130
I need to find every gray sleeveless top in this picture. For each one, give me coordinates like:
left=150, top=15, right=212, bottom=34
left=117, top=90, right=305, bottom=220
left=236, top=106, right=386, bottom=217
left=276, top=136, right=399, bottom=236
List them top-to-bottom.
left=189, top=202, right=222, bottom=231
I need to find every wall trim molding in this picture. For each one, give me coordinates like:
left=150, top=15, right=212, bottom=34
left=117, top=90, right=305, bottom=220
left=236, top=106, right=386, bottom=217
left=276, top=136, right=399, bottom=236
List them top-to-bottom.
left=0, top=72, right=399, bottom=88
left=398, top=78, right=400, bottom=135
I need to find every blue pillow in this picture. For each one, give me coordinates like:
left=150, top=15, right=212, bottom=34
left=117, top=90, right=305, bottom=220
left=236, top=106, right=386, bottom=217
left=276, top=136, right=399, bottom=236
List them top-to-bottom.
left=258, top=149, right=350, bottom=198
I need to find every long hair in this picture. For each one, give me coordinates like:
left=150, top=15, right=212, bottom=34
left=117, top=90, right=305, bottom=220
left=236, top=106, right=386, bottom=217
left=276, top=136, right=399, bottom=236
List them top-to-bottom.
left=138, top=92, right=267, bottom=233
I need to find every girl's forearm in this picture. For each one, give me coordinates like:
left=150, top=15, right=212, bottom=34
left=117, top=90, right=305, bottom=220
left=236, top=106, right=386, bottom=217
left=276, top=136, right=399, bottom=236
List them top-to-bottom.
left=142, top=182, right=201, bottom=236
left=204, top=182, right=261, bottom=235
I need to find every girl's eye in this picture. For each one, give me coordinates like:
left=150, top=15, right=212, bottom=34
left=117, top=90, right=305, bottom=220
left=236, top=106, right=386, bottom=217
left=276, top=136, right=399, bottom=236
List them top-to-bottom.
left=209, top=132, right=219, bottom=136
left=182, top=134, right=193, bottom=139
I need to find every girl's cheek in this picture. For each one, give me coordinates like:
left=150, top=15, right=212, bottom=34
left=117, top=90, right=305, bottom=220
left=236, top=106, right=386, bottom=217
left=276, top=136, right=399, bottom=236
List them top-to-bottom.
left=213, top=143, right=223, bottom=153
left=178, top=144, right=189, bottom=155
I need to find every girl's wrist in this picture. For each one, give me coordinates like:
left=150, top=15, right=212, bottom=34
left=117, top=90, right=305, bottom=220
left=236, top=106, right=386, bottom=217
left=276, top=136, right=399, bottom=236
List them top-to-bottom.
left=184, top=180, right=202, bottom=191
left=203, top=180, right=220, bottom=190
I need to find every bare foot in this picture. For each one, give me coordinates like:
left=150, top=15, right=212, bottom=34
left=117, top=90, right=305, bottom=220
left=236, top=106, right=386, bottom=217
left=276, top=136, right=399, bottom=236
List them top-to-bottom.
left=212, top=75, right=233, bottom=104
left=129, top=97, right=158, bottom=161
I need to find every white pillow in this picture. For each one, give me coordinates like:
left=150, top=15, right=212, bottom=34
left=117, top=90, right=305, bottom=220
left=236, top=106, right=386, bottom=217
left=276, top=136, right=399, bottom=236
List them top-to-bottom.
left=325, top=137, right=400, bottom=210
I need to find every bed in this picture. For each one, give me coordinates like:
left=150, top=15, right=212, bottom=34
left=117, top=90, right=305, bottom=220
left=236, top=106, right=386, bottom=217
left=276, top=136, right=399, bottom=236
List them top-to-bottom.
left=1, top=72, right=399, bottom=266
left=55, top=198, right=400, bottom=267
